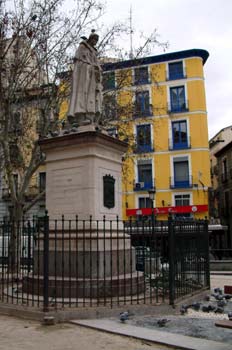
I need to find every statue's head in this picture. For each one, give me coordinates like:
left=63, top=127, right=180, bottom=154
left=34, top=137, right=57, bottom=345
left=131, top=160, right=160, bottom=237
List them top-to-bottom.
left=88, top=29, right=99, bottom=46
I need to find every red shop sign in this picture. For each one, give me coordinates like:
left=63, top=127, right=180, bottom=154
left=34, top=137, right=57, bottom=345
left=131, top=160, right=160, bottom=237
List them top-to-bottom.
left=126, top=204, right=208, bottom=217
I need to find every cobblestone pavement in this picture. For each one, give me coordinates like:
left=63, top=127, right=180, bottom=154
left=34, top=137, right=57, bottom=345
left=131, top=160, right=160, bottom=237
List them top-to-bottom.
left=125, top=273, right=232, bottom=345
left=0, top=315, right=171, bottom=350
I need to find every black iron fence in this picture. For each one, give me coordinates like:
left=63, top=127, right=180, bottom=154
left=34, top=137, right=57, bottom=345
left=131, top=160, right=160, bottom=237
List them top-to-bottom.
left=0, top=215, right=209, bottom=310
left=209, top=229, right=232, bottom=260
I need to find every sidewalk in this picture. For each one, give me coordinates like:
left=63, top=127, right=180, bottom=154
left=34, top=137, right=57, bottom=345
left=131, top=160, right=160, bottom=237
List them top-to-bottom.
left=0, top=272, right=231, bottom=350
left=210, top=272, right=232, bottom=289
left=0, top=314, right=170, bottom=350
left=72, top=318, right=232, bottom=350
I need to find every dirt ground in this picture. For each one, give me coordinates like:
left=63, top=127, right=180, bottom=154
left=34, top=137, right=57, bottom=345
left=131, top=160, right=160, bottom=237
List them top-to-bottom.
left=0, top=314, right=172, bottom=350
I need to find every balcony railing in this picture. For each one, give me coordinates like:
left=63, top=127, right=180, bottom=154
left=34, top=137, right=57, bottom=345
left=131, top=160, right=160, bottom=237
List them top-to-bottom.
left=166, top=68, right=186, bottom=81
left=133, top=77, right=151, bottom=86
left=167, top=100, right=189, bottom=114
left=133, top=105, right=153, bottom=118
left=169, top=136, right=191, bottom=150
left=134, top=143, right=154, bottom=154
left=170, top=175, right=193, bottom=189
left=134, top=179, right=155, bottom=191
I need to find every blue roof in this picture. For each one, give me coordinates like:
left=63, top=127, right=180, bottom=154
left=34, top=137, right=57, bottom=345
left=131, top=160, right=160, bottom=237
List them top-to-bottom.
left=102, top=49, right=209, bottom=71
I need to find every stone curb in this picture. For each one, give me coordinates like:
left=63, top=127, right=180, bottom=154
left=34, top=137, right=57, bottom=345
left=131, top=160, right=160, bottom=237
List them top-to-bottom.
left=71, top=319, right=232, bottom=350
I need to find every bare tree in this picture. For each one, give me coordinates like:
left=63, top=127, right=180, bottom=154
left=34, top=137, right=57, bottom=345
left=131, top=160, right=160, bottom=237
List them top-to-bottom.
left=0, top=0, right=108, bottom=271
left=0, top=0, right=106, bottom=221
left=0, top=0, right=168, bottom=271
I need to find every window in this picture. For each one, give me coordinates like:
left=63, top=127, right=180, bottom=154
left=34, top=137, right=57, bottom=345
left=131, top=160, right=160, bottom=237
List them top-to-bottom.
left=168, top=61, right=184, bottom=80
left=134, top=66, right=149, bottom=85
left=103, top=71, right=115, bottom=90
left=170, top=86, right=187, bottom=112
left=135, top=91, right=151, bottom=117
left=103, top=94, right=117, bottom=120
left=171, top=120, right=188, bottom=149
left=136, top=124, right=152, bottom=152
left=171, top=157, right=191, bottom=188
left=222, top=158, right=228, bottom=182
left=135, top=160, right=153, bottom=190
left=39, top=172, right=46, bottom=192
left=13, top=174, right=18, bottom=194
left=224, top=191, right=229, bottom=216
left=174, top=194, right=192, bottom=218
left=175, top=194, right=190, bottom=206
left=138, top=197, right=152, bottom=209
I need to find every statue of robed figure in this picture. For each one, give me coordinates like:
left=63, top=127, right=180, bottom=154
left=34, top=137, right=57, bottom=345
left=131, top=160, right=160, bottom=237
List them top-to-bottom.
left=67, top=30, right=102, bottom=125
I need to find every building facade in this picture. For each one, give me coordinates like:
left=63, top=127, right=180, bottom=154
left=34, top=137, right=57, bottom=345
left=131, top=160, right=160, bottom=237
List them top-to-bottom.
left=0, top=48, right=211, bottom=221
left=103, top=49, right=211, bottom=220
left=209, top=125, right=232, bottom=220
left=214, top=140, right=232, bottom=246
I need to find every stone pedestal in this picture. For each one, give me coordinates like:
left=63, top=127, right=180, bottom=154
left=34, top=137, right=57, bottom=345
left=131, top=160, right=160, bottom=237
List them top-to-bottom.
left=41, top=125, right=127, bottom=221
left=23, top=127, right=144, bottom=299
left=23, top=231, right=144, bottom=298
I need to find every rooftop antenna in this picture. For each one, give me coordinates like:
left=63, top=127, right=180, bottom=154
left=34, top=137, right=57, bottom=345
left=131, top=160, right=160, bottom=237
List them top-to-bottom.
left=129, top=5, right=134, bottom=59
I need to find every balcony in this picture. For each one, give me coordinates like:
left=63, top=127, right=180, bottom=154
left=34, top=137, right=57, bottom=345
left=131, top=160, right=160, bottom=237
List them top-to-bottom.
left=167, top=100, right=189, bottom=114
left=169, top=136, right=191, bottom=150
left=170, top=175, right=193, bottom=189
left=134, top=179, right=155, bottom=191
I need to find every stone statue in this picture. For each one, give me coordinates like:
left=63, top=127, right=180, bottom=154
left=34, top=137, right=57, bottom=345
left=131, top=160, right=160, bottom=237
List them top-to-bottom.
left=67, top=30, right=102, bottom=126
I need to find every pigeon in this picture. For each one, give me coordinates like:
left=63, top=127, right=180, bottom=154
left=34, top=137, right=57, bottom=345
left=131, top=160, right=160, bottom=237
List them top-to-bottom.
left=214, top=288, right=223, bottom=294
left=211, top=293, right=218, bottom=299
left=215, top=294, right=224, bottom=301
left=224, top=294, right=232, bottom=300
left=217, top=299, right=227, bottom=308
left=191, top=302, right=201, bottom=311
left=180, top=304, right=189, bottom=315
left=202, top=304, right=215, bottom=312
left=208, top=304, right=216, bottom=312
left=214, top=307, right=224, bottom=314
left=120, top=311, right=129, bottom=323
left=228, top=311, right=232, bottom=320
left=157, top=319, right=170, bottom=327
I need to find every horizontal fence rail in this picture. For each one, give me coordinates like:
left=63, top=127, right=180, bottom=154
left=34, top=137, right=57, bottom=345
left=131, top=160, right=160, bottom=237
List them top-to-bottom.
left=0, top=215, right=210, bottom=310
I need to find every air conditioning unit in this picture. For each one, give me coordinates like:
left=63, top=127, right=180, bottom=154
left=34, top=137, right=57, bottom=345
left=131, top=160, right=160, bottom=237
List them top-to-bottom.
left=135, top=182, right=144, bottom=189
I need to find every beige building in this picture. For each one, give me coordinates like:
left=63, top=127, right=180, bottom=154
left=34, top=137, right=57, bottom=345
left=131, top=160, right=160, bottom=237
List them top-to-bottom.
left=209, top=125, right=232, bottom=219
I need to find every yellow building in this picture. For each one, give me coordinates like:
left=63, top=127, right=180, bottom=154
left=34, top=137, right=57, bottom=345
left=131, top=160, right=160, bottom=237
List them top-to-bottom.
left=102, top=49, right=211, bottom=220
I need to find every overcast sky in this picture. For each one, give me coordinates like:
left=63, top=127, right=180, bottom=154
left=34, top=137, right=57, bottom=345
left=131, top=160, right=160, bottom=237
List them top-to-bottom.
left=103, top=0, right=232, bottom=139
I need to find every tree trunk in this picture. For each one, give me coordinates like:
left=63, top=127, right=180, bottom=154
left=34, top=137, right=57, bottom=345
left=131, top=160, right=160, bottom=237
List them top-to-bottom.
left=8, top=203, right=24, bottom=274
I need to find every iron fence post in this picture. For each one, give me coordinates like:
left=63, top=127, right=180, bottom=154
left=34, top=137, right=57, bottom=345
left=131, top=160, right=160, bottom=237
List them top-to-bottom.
left=43, top=210, right=49, bottom=312
left=168, top=215, right=175, bottom=306
left=204, top=218, right=210, bottom=289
